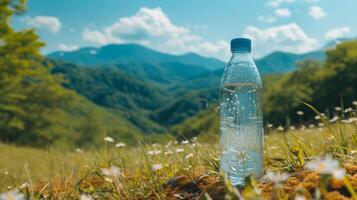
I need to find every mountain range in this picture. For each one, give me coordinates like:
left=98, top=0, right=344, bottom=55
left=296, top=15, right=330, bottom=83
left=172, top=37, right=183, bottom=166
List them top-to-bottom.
left=47, top=42, right=330, bottom=138
left=49, top=43, right=326, bottom=75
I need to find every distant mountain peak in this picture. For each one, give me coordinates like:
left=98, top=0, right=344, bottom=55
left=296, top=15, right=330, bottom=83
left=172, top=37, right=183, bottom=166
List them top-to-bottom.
left=48, top=43, right=225, bottom=71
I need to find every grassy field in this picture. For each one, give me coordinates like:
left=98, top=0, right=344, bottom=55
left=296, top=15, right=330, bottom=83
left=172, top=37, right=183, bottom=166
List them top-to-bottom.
left=0, top=113, right=357, bottom=199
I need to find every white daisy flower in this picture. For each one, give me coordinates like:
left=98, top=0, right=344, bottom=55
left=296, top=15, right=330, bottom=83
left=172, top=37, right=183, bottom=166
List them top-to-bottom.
left=334, top=107, right=342, bottom=111
left=344, top=107, right=353, bottom=113
left=297, top=111, right=304, bottom=116
left=314, top=115, right=320, bottom=120
left=329, top=116, right=339, bottom=123
left=349, top=117, right=357, bottom=122
left=341, top=119, right=352, bottom=124
left=277, top=126, right=284, bottom=131
left=104, top=136, right=114, bottom=143
left=181, top=140, right=189, bottom=145
left=165, top=141, right=173, bottom=148
left=115, top=142, right=126, bottom=148
left=76, top=148, right=83, bottom=153
left=176, top=148, right=184, bottom=153
left=148, top=149, right=161, bottom=155
left=350, top=150, right=357, bottom=154
left=164, top=151, right=174, bottom=155
left=185, top=153, right=194, bottom=159
left=305, top=155, right=345, bottom=180
left=151, top=164, right=163, bottom=171
left=101, top=166, right=121, bottom=177
left=265, top=170, right=289, bottom=185
left=18, top=182, right=29, bottom=189
left=0, top=189, right=25, bottom=200
left=80, top=194, right=93, bottom=200
left=294, top=195, right=306, bottom=200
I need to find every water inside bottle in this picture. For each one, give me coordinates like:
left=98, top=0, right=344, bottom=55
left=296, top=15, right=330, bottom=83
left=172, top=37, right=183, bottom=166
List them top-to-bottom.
left=220, top=82, right=264, bottom=186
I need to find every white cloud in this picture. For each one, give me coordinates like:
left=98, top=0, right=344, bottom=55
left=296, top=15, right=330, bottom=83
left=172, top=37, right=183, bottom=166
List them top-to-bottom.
left=267, top=0, right=295, bottom=7
left=267, top=0, right=320, bottom=7
left=309, top=6, right=326, bottom=19
left=81, top=7, right=229, bottom=60
left=275, top=8, right=291, bottom=17
left=22, top=16, right=61, bottom=33
left=258, top=16, right=277, bottom=23
left=243, top=23, right=319, bottom=57
left=324, top=27, right=351, bottom=40
left=58, top=43, right=79, bottom=52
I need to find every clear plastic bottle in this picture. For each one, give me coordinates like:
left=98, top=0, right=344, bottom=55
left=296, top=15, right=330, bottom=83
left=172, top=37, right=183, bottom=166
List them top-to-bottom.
left=220, top=38, right=264, bottom=186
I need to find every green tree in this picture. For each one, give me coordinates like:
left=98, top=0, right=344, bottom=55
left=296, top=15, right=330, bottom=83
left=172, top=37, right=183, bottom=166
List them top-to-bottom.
left=0, top=0, right=71, bottom=146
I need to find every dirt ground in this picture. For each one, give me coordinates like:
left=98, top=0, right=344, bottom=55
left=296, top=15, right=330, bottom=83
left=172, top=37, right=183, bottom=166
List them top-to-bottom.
left=158, top=164, right=357, bottom=200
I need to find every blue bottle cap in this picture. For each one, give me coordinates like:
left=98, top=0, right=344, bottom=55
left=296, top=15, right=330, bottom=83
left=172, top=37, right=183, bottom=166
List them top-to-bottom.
left=231, top=38, right=251, bottom=53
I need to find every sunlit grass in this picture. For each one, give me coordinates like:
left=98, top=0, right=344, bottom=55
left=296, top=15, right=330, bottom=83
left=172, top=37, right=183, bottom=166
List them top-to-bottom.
left=0, top=109, right=357, bottom=199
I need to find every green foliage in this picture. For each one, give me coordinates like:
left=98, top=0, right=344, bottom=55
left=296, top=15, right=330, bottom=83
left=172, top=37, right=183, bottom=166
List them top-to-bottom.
left=0, top=0, right=72, bottom=146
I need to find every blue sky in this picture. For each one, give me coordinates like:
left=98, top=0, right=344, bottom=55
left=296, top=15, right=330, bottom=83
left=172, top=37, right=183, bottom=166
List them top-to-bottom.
left=13, top=0, right=357, bottom=60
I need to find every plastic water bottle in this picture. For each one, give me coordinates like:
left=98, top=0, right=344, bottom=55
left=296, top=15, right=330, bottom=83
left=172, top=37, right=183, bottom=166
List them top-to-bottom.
left=220, top=38, right=264, bottom=186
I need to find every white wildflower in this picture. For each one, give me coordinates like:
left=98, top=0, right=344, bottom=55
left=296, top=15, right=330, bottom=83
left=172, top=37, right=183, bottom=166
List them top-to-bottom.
left=353, top=101, right=357, bottom=106
left=334, top=107, right=342, bottom=111
left=344, top=107, right=353, bottom=113
left=297, top=111, right=304, bottom=116
left=314, top=115, right=320, bottom=120
left=329, top=116, right=339, bottom=123
left=349, top=117, right=357, bottom=122
left=341, top=119, right=352, bottom=124
left=267, top=123, right=273, bottom=128
left=318, top=123, right=324, bottom=127
left=309, top=124, right=315, bottom=128
left=277, top=126, right=284, bottom=131
left=290, top=126, right=296, bottom=130
left=104, top=136, right=114, bottom=143
left=181, top=140, right=189, bottom=145
left=165, top=141, right=173, bottom=148
left=115, top=142, right=126, bottom=148
left=76, top=148, right=83, bottom=153
left=176, top=148, right=184, bottom=153
left=148, top=149, right=161, bottom=155
left=350, top=150, right=357, bottom=154
left=164, top=151, right=173, bottom=155
left=185, top=153, right=194, bottom=159
left=305, top=155, right=346, bottom=180
left=151, top=164, right=163, bottom=171
left=101, top=166, right=121, bottom=177
left=265, top=170, right=289, bottom=185
left=19, top=182, right=29, bottom=189
left=0, top=189, right=25, bottom=200
left=80, top=194, right=93, bottom=200
left=294, top=195, right=306, bottom=200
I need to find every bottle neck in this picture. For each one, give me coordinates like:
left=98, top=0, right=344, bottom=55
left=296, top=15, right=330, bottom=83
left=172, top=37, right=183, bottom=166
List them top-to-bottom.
left=230, top=52, right=253, bottom=62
